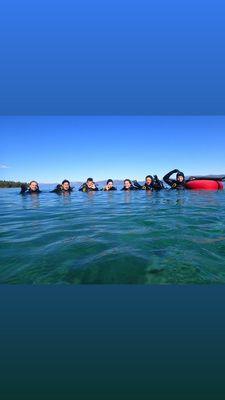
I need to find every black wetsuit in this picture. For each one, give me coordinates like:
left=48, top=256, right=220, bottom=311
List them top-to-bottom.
left=163, top=169, right=186, bottom=190
left=133, top=176, right=164, bottom=191
left=20, top=184, right=41, bottom=194
left=79, top=184, right=99, bottom=192
left=51, top=185, right=73, bottom=194
left=121, top=185, right=138, bottom=191
left=101, top=187, right=117, bottom=191
left=20, top=189, right=42, bottom=194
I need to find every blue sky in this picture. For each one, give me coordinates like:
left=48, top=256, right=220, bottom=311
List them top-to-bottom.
left=1, top=1, right=225, bottom=115
left=1, top=116, right=225, bottom=183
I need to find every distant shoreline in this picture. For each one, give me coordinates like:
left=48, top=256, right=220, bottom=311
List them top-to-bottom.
left=1, top=175, right=225, bottom=189
left=0, top=180, right=26, bottom=188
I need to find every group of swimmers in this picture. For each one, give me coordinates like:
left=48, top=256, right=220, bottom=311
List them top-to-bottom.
left=20, top=169, right=187, bottom=194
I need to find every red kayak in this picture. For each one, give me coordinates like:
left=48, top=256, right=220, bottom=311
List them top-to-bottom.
left=186, top=179, right=224, bottom=190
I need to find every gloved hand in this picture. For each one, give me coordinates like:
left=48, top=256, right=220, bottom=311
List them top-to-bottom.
left=20, top=183, right=28, bottom=192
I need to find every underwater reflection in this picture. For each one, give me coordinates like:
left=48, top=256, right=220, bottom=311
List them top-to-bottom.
left=61, top=191, right=72, bottom=205
left=123, top=191, right=132, bottom=204
left=21, top=193, right=41, bottom=209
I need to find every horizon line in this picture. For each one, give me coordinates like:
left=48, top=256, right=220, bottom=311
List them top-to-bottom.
left=2, top=173, right=225, bottom=185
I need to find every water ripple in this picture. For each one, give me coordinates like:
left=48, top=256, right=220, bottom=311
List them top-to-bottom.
left=0, top=188, right=225, bottom=283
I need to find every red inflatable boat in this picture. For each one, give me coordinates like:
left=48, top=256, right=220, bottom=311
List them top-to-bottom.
left=186, top=179, right=224, bottom=191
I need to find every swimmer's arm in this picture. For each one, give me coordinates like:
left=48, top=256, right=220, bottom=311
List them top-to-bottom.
left=163, top=169, right=179, bottom=186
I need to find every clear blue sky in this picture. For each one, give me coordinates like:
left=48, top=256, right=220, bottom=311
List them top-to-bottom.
left=1, top=1, right=225, bottom=115
left=1, top=116, right=225, bottom=183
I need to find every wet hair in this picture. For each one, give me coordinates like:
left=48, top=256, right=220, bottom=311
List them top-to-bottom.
left=145, top=175, right=153, bottom=181
left=87, top=177, right=93, bottom=182
left=62, top=179, right=70, bottom=185
left=107, top=179, right=113, bottom=185
left=124, top=179, right=132, bottom=185
left=29, top=180, right=39, bottom=186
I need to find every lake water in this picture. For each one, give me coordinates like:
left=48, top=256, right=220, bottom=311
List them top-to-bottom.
left=1, top=187, right=225, bottom=284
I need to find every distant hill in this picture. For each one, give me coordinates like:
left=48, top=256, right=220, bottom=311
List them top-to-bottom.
left=2, top=175, right=225, bottom=190
left=61, top=175, right=225, bottom=186
left=186, top=175, right=225, bottom=178
left=186, top=175, right=225, bottom=180
left=0, top=180, right=25, bottom=188
left=40, top=180, right=128, bottom=190
left=72, top=180, right=125, bottom=189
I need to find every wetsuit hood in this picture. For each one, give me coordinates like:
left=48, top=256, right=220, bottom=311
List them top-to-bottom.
left=176, top=172, right=185, bottom=181
left=145, top=176, right=154, bottom=185
left=28, top=188, right=41, bottom=194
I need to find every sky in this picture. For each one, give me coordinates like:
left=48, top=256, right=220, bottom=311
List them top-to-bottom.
left=1, top=1, right=225, bottom=115
left=1, top=116, right=225, bottom=183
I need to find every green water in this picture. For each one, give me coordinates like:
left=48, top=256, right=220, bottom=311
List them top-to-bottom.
left=1, top=187, right=225, bottom=284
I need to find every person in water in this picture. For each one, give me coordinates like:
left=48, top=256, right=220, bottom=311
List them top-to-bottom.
left=163, top=169, right=186, bottom=189
left=133, top=175, right=164, bottom=191
left=79, top=178, right=99, bottom=192
left=51, top=179, right=73, bottom=193
left=101, top=179, right=117, bottom=191
left=121, top=179, right=138, bottom=191
left=20, top=180, right=41, bottom=194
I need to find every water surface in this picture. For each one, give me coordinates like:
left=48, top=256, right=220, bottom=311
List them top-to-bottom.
left=1, top=187, right=225, bottom=284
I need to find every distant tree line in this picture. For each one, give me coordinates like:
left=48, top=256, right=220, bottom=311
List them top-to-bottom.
left=0, top=180, right=25, bottom=188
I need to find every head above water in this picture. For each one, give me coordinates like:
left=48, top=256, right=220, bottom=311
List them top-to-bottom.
left=176, top=171, right=185, bottom=182
left=145, top=175, right=154, bottom=185
left=86, top=177, right=95, bottom=189
left=61, top=179, right=71, bottom=191
left=106, top=179, right=114, bottom=188
left=124, top=179, right=132, bottom=189
left=29, top=181, right=39, bottom=191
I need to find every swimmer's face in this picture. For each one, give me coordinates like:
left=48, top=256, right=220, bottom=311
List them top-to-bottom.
left=177, top=175, right=184, bottom=182
left=146, top=177, right=152, bottom=185
left=87, top=180, right=94, bottom=188
left=124, top=180, right=131, bottom=189
left=29, top=181, right=38, bottom=191
left=107, top=181, right=113, bottom=189
left=62, top=182, right=70, bottom=191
